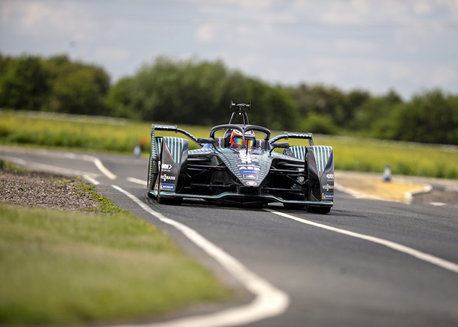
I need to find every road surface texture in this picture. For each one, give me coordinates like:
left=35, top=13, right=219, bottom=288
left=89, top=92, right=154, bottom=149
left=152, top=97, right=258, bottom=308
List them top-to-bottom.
left=1, top=146, right=457, bottom=327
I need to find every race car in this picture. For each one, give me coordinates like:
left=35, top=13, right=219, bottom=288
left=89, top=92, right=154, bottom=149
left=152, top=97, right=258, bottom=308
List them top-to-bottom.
left=146, top=102, right=334, bottom=213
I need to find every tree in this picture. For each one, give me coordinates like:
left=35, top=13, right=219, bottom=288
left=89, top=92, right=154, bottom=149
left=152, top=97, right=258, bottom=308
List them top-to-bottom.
left=0, top=55, right=50, bottom=110
left=44, top=55, right=110, bottom=115
left=107, top=57, right=299, bottom=129
left=287, top=83, right=370, bottom=130
left=351, top=90, right=403, bottom=133
left=386, top=90, right=458, bottom=144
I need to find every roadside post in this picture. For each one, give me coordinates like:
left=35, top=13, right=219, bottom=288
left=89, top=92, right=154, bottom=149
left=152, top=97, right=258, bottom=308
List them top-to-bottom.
left=383, top=164, right=392, bottom=182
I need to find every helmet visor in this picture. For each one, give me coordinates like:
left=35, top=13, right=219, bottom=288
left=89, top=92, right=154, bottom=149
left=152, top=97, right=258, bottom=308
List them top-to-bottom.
left=232, top=136, right=254, bottom=147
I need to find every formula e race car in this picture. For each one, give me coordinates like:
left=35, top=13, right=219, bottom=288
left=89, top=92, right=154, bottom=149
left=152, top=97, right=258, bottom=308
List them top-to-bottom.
left=146, top=102, right=334, bottom=213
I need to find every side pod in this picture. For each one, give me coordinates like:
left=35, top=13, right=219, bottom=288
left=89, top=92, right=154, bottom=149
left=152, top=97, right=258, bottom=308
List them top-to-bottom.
left=147, top=136, right=188, bottom=197
left=305, top=146, right=334, bottom=202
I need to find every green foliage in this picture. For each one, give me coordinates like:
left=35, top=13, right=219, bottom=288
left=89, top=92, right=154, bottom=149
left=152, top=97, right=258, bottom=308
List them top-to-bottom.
left=0, top=53, right=110, bottom=116
left=1, top=53, right=457, bottom=145
left=0, top=55, right=50, bottom=110
left=44, top=55, right=111, bottom=115
left=107, top=57, right=299, bottom=129
left=105, top=77, right=141, bottom=119
left=288, top=83, right=371, bottom=128
left=351, top=90, right=403, bottom=132
left=381, top=90, right=458, bottom=144
left=0, top=111, right=147, bottom=153
left=2, top=111, right=457, bottom=179
left=298, top=112, right=338, bottom=135
left=316, top=135, right=458, bottom=179
left=0, top=159, right=29, bottom=172
left=72, top=179, right=126, bottom=214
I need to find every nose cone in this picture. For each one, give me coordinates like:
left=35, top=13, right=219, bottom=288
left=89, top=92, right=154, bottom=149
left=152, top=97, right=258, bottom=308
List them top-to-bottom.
left=218, top=148, right=273, bottom=188
left=239, top=167, right=261, bottom=186
left=243, top=180, right=259, bottom=187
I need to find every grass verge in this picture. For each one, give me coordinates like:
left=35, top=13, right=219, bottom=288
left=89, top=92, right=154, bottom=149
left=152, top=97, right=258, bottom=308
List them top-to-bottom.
left=1, top=110, right=457, bottom=179
left=0, top=159, right=29, bottom=173
left=0, top=198, right=231, bottom=325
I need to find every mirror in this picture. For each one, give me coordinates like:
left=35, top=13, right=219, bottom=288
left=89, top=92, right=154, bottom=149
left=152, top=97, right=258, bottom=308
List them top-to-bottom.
left=197, top=137, right=216, bottom=144
left=272, top=142, right=289, bottom=149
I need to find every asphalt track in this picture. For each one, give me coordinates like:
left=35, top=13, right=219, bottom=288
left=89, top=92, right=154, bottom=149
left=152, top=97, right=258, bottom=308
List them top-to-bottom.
left=1, top=146, right=458, bottom=327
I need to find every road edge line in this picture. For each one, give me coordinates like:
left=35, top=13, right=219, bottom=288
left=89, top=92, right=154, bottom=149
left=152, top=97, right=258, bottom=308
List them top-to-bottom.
left=0, top=147, right=117, bottom=180
left=82, top=155, right=116, bottom=180
left=126, top=177, right=147, bottom=185
left=110, top=185, right=290, bottom=327
left=267, top=209, right=458, bottom=274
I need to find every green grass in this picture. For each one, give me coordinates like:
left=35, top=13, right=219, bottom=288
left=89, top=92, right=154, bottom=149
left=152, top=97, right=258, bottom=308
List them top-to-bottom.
left=1, top=110, right=457, bottom=179
left=315, top=135, right=458, bottom=179
left=0, top=159, right=29, bottom=173
left=73, top=179, right=126, bottom=214
left=0, top=202, right=231, bottom=325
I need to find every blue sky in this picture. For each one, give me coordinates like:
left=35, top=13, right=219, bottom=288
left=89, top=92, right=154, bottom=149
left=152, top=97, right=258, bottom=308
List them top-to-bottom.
left=1, top=0, right=457, bottom=99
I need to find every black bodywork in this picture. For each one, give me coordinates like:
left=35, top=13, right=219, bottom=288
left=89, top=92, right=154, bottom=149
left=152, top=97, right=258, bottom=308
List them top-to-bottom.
left=147, top=103, right=334, bottom=213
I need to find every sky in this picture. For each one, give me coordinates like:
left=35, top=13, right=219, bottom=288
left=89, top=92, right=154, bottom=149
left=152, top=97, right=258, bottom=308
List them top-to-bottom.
left=1, top=0, right=458, bottom=99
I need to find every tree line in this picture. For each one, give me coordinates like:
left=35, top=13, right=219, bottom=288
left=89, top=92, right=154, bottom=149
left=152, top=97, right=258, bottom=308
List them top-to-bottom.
left=1, top=53, right=457, bottom=145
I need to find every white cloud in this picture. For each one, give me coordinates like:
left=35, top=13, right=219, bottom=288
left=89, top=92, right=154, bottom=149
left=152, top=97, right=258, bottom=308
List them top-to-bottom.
left=1, top=0, right=458, bottom=98
left=320, top=0, right=371, bottom=25
left=0, top=1, right=13, bottom=21
left=18, top=1, right=96, bottom=42
left=414, top=1, right=433, bottom=14
left=195, top=23, right=217, bottom=42
left=334, top=39, right=377, bottom=52
left=94, top=46, right=130, bottom=63
left=388, top=63, right=412, bottom=80
left=430, top=66, right=456, bottom=87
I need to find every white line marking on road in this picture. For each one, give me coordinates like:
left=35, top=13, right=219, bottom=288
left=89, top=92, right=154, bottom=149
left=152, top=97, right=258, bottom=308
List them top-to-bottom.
left=0, top=147, right=117, bottom=180
left=0, top=155, right=97, bottom=178
left=81, top=155, right=116, bottom=180
left=0, top=156, right=27, bottom=166
left=83, top=175, right=99, bottom=185
left=126, top=177, right=147, bottom=186
left=334, top=182, right=386, bottom=201
left=405, top=184, right=432, bottom=204
left=111, top=185, right=289, bottom=327
left=430, top=202, right=446, bottom=207
left=267, top=209, right=458, bottom=274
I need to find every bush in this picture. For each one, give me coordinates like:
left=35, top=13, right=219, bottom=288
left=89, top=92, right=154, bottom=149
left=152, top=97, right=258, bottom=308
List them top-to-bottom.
left=298, top=112, right=338, bottom=134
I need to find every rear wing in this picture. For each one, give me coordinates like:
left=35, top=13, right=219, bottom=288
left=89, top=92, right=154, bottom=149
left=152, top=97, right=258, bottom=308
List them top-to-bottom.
left=269, top=132, right=314, bottom=146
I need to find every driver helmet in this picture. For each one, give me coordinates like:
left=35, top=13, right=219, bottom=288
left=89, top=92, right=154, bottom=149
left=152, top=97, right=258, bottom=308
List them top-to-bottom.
left=230, top=129, right=256, bottom=148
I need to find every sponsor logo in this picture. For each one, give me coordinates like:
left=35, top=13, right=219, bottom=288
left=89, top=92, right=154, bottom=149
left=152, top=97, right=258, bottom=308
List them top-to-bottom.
left=238, top=152, right=259, bottom=164
left=239, top=152, right=252, bottom=164
left=161, top=163, right=173, bottom=170
left=238, top=165, right=260, bottom=170
left=240, top=169, right=259, bottom=175
left=326, top=173, right=334, bottom=180
left=160, top=174, right=176, bottom=181
left=243, top=174, right=258, bottom=180
left=245, top=181, right=258, bottom=186
left=160, top=183, right=175, bottom=191
left=322, top=184, right=334, bottom=191
left=323, top=192, right=334, bottom=199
